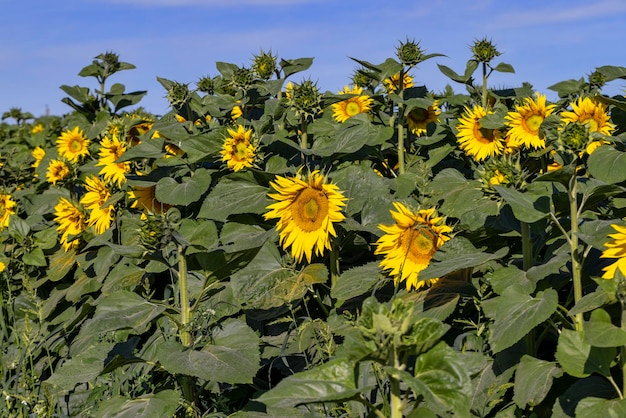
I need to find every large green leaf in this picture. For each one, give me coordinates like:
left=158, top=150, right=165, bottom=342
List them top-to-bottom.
left=311, top=116, right=393, bottom=156
left=587, top=145, right=626, bottom=184
left=332, top=163, right=393, bottom=222
left=155, top=167, right=213, bottom=205
left=198, top=174, right=270, bottom=221
left=493, top=185, right=551, bottom=223
left=331, top=261, right=384, bottom=307
left=482, top=287, right=558, bottom=353
left=582, top=308, right=626, bottom=347
left=155, top=318, right=260, bottom=384
left=555, top=328, right=614, bottom=378
left=45, top=342, right=115, bottom=390
left=513, top=355, right=562, bottom=408
left=256, top=358, right=361, bottom=408
left=552, top=376, right=617, bottom=417
left=94, top=390, right=179, bottom=418
left=575, top=397, right=626, bottom=418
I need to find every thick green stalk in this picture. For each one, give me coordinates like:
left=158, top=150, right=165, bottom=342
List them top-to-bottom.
left=481, top=62, right=488, bottom=109
left=396, top=69, right=406, bottom=175
left=300, top=117, right=308, bottom=165
left=569, top=177, right=583, bottom=331
left=521, top=221, right=533, bottom=271
left=330, top=243, right=340, bottom=290
left=177, top=244, right=195, bottom=407
left=389, top=345, right=403, bottom=418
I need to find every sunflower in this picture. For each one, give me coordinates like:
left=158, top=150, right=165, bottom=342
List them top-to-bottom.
left=384, top=72, right=414, bottom=93
left=331, top=85, right=373, bottom=123
left=505, top=93, right=556, bottom=149
left=561, top=96, right=614, bottom=136
left=406, top=101, right=441, bottom=136
left=231, top=104, right=243, bottom=120
left=456, top=105, right=505, bottom=161
left=31, top=123, right=44, bottom=134
left=220, top=125, right=256, bottom=172
left=57, top=126, right=90, bottom=163
left=97, top=135, right=130, bottom=188
left=165, top=143, right=185, bottom=157
left=31, top=146, right=45, bottom=168
left=46, top=160, right=70, bottom=185
left=264, top=169, right=347, bottom=263
left=80, top=175, right=114, bottom=234
left=128, top=185, right=171, bottom=214
left=0, top=194, right=16, bottom=229
left=53, top=197, right=86, bottom=251
left=375, top=202, right=452, bottom=291
left=600, top=223, right=626, bottom=279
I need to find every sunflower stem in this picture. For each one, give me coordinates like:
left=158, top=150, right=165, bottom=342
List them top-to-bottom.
left=481, top=62, right=488, bottom=110
left=396, top=69, right=406, bottom=175
left=300, top=117, right=308, bottom=165
left=569, top=175, right=583, bottom=331
left=521, top=220, right=537, bottom=355
left=330, top=243, right=340, bottom=290
left=177, top=244, right=195, bottom=406
left=389, top=345, right=403, bottom=418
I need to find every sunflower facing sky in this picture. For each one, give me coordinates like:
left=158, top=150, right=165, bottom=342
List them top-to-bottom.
left=384, top=72, right=414, bottom=93
left=331, top=85, right=373, bottom=123
left=505, top=93, right=556, bottom=149
left=561, top=96, right=614, bottom=136
left=406, top=101, right=441, bottom=136
left=456, top=105, right=505, bottom=161
left=220, top=125, right=256, bottom=172
left=57, top=126, right=90, bottom=163
left=97, top=135, right=130, bottom=188
left=46, top=160, right=70, bottom=185
left=264, top=169, right=347, bottom=263
left=80, top=175, right=114, bottom=234
left=128, top=185, right=171, bottom=215
left=0, top=194, right=16, bottom=229
left=54, top=197, right=86, bottom=252
left=375, top=202, right=452, bottom=291
left=600, top=223, right=626, bottom=279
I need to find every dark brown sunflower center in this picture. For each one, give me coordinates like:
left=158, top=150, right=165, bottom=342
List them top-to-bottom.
left=292, top=187, right=329, bottom=232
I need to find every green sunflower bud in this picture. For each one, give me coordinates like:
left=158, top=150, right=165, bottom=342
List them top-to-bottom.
left=396, top=38, right=424, bottom=66
left=471, top=38, right=501, bottom=63
left=252, top=50, right=277, bottom=80
left=230, top=66, right=255, bottom=91
left=351, top=68, right=372, bottom=88
left=588, top=70, right=606, bottom=89
left=196, top=75, right=217, bottom=95
left=288, top=79, right=323, bottom=119
left=166, top=82, right=191, bottom=108
left=558, top=122, right=590, bottom=152
left=139, top=213, right=165, bottom=251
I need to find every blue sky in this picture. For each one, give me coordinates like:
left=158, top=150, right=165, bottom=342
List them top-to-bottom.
left=2, top=0, right=626, bottom=118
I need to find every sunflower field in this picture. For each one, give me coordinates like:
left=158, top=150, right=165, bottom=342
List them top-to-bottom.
left=3, top=38, right=626, bottom=417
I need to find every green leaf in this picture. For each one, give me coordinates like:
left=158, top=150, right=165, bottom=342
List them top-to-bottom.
left=280, top=57, right=314, bottom=78
left=493, top=62, right=515, bottom=73
left=597, top=65, right=626, bottom=81
left=311, top=116, right=393, bottom=156
left=588, top=146, right=626, bottom=184
left=155, top=167, right=213, bottom=206
left=198, top=174, right=269, bottom=221
left=493, top=185, right=551, bottom=223
left=178, top=219, right=218, bottom=253
left=22, top=246, right=47, bottom=266
left=44, top=249, right=77, bottom=282
left=331, top=262, right=384, bottom=307
left=482, top=288, right=558, bottom=353
left=82, top=291, right=166, bottom=335
left=568, top=291, right=610, bottom=317
left=583, top=308, right=626, bottom=347
left=155, top=319, right=260, bottom=384
left=556, top=328, right=614, bottom=378
left=45, top=342, right=115, bottom=389
left=513, top=355, right=562, bottom=408
left=257, top=358, right=361, bottom=408
left=552, top=376, right=617, bottom=417
left=94, top=390, right=179, bottom=418
left=575, top=396, right=626, bottom=418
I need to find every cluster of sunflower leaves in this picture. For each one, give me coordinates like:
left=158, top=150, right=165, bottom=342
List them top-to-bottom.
left=3, top=43, right=626, bottom=417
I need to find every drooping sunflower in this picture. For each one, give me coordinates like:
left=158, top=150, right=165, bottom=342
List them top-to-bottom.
left=384, top=72, right=414, bottom=93
left=331, top=85, right=373, bottom=123
left=505, top=93, right=556, bottom=149
left=561, top=96, right=614, bottom=136
left=406, top=101, right=441, bottom=136
left=456, top=105, right=505, bottom=161
left=220, top=125, right=256, bottom=172
left=57, top=126, right=90, bottom=163
left=97, top=135, right=130, bottom=188
left=31, top=146, right=45, bottom=169
left=46, top=160, right=70, bottom=185
left=264, top=170, right=347, bottom=263
left=80, top=175, right=114, bottom=234
left=128, top=185, right=171, bottom=215
left=0, top=194, right=16, bottom=229
left=53, top=197, right=86, bottom=251
left=375, top=202, right=452, bottom=291
left=600, top=223, right=626, bottom=279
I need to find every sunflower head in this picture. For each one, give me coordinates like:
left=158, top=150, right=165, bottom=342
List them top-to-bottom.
left=471, top=37, right=501, bottom=63
left=396, top=38, right=424, bottom=66
left=252, top=50, right=277, bottom=80
left=229, top=66, right=255, bottom=91
left=351, top=67, right=373, bottom=89
left=588, top=70, right=607, bottom=90
left=384, top=72, right=414, bottom=93
left=196, top=75, right=217, bottom=94
left=287, top=79, right=323, bottom=119
left=166, top=82, right=191, bottom=108
left=331, top=86, right=374, bottom=123
left=505, top=93, right=556, bottom=150
left=561, top=96, right=614, bottom=136
left=405, top=101, right=441, bottom=136
left=456, top=105, right=505, bottom=161
left=558, top=121, right=590, bottom=153
left=31, top=123, right=44, bottom=134
left=220, top=125, right=257, bottom=172
left=57, top=127, right=90, bottom=163
left=31, top=146, right=46, bottom=169
left=46, top=160, right=70, bottom=185
left=264, top=169, right=347, bottom=263
left=0, top=194, right=17, bottom=229
left=53, top=197, right=86, bottom=252
left=375, top=202, right=452, bottom=291
left=600, top=223, right=626, bottom=280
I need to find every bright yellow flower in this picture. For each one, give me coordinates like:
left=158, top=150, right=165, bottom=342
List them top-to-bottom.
left=384, top=72, right=414, bottom=93
left=331, top=85, right=373, bottom=123
left=505, top=93, right=556, bottom=149
left=561, top=97, right=614, bottom=136
left=406, top=101, right=441, bottom=136
left=231, top=104, right=243, bottom=120
left=456, top=105, right=505, bottom=161
left=31, top=123, right=44, bottom=134
left=220, top=125, right=256, bottom=172
left=56, top=127, right=90, bottom=163
left=97, top=135, right=130, bottom=188
left=585, top=140, right=610, bottom=155
left=165, top=143, right=185, bottom=158
left=31, top=146, right=45, bottom=169
left=46, top=160, right=70, bottom=185
left=264, top=170, right=347, bottom=263
left=489, top=170, right=507, bottom=186
left=80, top=176, right=113, bottom=235
left=128, top=185, right=170, bottom=214
left=0, top=194, right=17, bottom=229
left=53, top=197, right=86, bottom=251
left=375, top=202, right=452, bottom=291
left=601, top=223, right=626, bottom=279
left=0, top=261, right=5, bottom=273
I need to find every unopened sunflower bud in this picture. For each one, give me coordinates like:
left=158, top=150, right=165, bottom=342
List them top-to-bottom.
left=396, top=38, right=424, bottom=66
left=471, top=38, right=501, bottom=63
left=252, top=50, right=277, bottom=80
left=230, top=67, right=255, bottom=90
left=588, top=70, right=606, bottom=89
left=196, top=76, right=217, bottom=94
left=288, top=79, right=323, bottom=119
left=166, top=82, right=191, bottom=108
